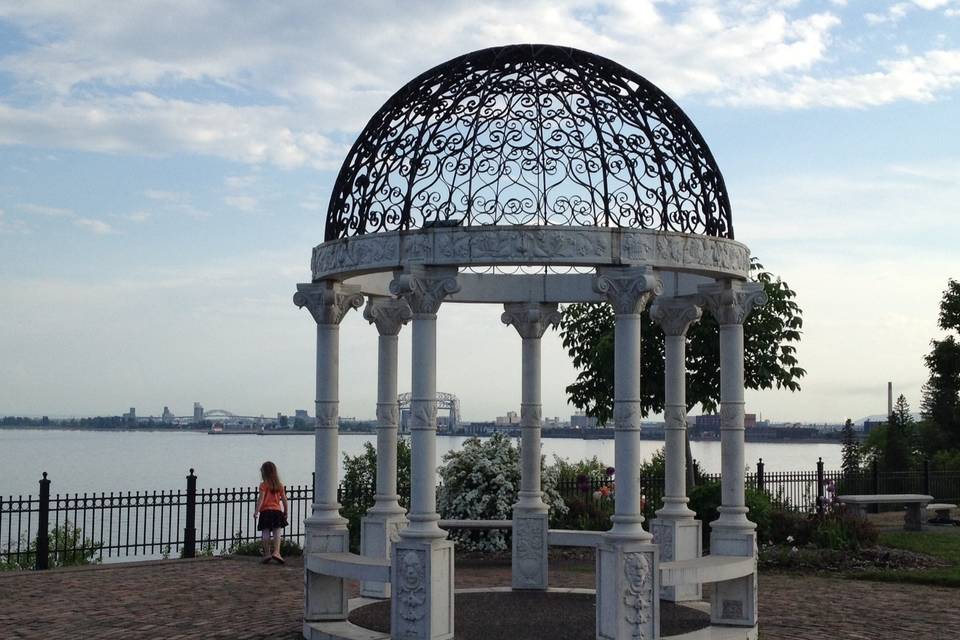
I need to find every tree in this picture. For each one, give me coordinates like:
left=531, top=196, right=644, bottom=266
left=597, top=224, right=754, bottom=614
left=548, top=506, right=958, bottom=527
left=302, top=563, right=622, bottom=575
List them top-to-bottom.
left=560, top=260, right=804, bottom=423
left=921, top=279, right=960, bottom=445
left=883, top=395, right=916, bottom=473
left=841, top=419, right=860, bottom=476
left=340, top=439, right=412, bottom=551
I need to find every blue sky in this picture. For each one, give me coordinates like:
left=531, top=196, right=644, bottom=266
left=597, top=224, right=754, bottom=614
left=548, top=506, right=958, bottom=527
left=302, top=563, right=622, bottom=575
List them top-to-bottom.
left=1, top=0, right=958, bottom=422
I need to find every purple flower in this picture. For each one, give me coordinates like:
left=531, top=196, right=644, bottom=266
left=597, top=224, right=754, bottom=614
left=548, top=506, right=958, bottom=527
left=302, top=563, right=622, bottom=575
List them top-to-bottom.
left=605, top=467, right=616, bottom=476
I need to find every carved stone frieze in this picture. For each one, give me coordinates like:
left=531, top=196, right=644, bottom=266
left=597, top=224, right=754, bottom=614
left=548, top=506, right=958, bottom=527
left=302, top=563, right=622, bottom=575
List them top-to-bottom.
left=311, top=227, right=751, bottom=281
left=389, top=266, right=460, bottom=315
left=594, top=266, right=663, bottom=315
left=698, top=280, right=768, bottom=326
left=293, top=282, right=364, bottom=326
left=363, top=296, right=412, bottom=336
left=650, top=297, right=702, bottom=337
left=501, top=302, right=561, bottom=339
left=408, top=400, right=438, bottom=430
left=315, top=401, right=338, bottom=429
left=613, top=401, right=643, bottom=429
left=376, top=402, right=400, bottom=427
left=720, top=402, right=745, bottom=430
left=520, top=404, right=542, bottom=427
left=663, top=405, right=688, bottom=431
left=514, top=517, right=545, bottom=587
left=395, top=549, right=427, bottom=636
left=623, top=552, right=653, bottom=640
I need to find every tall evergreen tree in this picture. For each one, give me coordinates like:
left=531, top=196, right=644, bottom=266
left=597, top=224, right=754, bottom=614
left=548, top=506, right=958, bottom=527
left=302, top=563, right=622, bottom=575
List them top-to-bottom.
left=921, top=279, right=960, bottom=446
left=884, top=395, right=915, bottom=472
left=841, top=418, right=860, bottom=476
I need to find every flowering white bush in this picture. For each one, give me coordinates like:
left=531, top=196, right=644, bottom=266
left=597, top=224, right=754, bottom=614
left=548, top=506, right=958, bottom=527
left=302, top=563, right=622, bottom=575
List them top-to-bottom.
left=437, top=433, right=567, bottom=552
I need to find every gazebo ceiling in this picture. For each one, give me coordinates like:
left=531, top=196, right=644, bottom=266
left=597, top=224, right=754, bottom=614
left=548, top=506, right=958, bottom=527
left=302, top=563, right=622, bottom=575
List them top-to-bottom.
left=325, top=44, right=733, bottom=243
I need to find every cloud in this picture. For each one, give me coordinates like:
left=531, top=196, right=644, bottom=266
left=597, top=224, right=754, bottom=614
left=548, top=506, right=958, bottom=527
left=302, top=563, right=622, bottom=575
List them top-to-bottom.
left=721, top=49, right=960, bottom=108
left=143, top=188, right=210, bottom=218
left=224, top=195, right=258, bottom=212
left=18, top=202, right=73, bottom=217
left=0, top=209, right=29, bottom=234
left=122, top=211, right=151, bottom=223
left=73, top=217, right=114, bottom=234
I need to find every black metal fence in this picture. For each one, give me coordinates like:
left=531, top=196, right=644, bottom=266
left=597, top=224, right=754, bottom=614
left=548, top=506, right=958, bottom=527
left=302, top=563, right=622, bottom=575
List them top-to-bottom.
left=4, top=460, right=960, bottom=570
left=0, top=470, right=313, bottom=569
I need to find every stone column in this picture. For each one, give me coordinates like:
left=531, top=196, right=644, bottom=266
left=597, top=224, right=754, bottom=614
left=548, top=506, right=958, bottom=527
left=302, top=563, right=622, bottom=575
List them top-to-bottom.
left=388, top=266, right=459, bottom=640
left=593, top=266, right=662, bottom=640
left=699, top=279, right=767, bottom=628
left=293, top=281, right=364, bottom=622
left=360, top=296, right=412, bottom=598
left=649, top=297, right=703, bottom=602
left=501, top=302, right=560, bottom=590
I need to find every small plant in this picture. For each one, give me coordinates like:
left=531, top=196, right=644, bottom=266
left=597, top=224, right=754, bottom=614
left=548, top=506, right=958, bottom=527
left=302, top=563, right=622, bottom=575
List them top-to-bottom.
left=688, top=481, right=774, bottom=552
left=227, top=531, right=303, bottom=557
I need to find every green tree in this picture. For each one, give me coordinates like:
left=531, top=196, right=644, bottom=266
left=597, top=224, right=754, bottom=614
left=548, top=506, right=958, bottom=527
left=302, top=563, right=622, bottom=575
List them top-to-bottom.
left=560, top=259, right=805, bottom=484
left=921, top=280, right=960, bottom=445
left=884, top=395, right=916, bottom=472
left=841, top=419, right=861, bottom=476
left=340, top=439, right=412, bottom=552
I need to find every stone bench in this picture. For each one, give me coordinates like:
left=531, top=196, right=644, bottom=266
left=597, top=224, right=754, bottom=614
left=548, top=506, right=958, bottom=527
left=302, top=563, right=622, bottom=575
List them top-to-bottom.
left=837, top=494, right=934, bottom=531
left=927, top=503, right=957, bottom=522
left=307, top=552, right=391, bottom=583
left=659, top=554, right=754, bottom=587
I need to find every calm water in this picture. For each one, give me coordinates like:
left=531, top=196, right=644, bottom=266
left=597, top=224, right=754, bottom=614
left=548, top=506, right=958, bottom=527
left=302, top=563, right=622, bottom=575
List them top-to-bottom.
left=0, top=429, right=842, bottom=497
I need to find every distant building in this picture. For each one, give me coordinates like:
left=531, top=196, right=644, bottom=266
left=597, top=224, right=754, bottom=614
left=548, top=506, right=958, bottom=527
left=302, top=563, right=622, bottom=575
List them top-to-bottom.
left=193, top=402, right=204, bottom=424
left=161, top=406, right=175, bottom=422
left=124, top=407, right=136, bottom=423
left=295, top=409, right=309, bottom=420
left=495, top=411, right=521, bottom=426
left=571, top=412, right=598, bottom=428
left=695, top=413, right=756, bottom=433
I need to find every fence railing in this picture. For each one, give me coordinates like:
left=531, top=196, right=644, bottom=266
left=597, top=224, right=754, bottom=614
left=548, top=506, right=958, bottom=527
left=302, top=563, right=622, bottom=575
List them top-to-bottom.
left=4, top=460, right=959, bottom=569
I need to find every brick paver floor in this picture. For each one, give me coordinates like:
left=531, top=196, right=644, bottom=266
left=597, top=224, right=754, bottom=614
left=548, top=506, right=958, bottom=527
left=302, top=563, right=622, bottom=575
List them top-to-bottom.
left=1, top=555, right=958, bottom=639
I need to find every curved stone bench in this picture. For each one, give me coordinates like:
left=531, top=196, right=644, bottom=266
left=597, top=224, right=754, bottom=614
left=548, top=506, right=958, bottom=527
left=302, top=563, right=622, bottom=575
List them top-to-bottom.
left=837, top=494, right=934, bottom=531
left=439, top=519, right=513, bottom=530
left=547, top=529, right=604, bottom=547
left=307, top=552, right=391, bottom=583
left=659, top=555, right=754, bottom=588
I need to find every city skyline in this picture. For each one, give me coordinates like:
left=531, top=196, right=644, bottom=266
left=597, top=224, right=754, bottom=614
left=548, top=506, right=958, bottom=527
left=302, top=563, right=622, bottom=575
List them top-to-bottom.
left=1, top=2, right=958, bottom=421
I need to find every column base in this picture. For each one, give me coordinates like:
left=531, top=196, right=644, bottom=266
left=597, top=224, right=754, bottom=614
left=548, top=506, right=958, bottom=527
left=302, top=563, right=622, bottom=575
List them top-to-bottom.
left=360, top=510, right=408, bottom=598
left=512, top=510, right=548, bottom=590
left=650, top=516, right=702, bottom=602
left=304, top=522, right=349, bottom=621
left=709, top=530, right=757, bottom=627
left=391, top=538, right=455, bottom=640
left=596, top=540, right=660, bottom=640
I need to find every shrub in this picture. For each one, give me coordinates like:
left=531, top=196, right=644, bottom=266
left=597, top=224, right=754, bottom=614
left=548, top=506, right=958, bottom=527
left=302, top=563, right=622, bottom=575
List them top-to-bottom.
left=438, top=433, right=567, bottom=552
left=340, top=438, right=412, bottom=552
left=688, top=481, right=773, bottom=552
left=0, top=522, right=101, bottom=570
left=228, top=532, right=303, bottom=557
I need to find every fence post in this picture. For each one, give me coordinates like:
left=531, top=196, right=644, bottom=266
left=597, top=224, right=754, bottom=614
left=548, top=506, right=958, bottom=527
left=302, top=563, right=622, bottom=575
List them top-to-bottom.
left=816, top=457, right=825, bottom=515
left=756, top=458, right=765, bottom=492
left=871, top=458, right=880, bottom=514
left=923, top=459, right=931, bottom=496
left=183, top=469, right=197, bottom=559
left=35, top=472, right=50, bottom=570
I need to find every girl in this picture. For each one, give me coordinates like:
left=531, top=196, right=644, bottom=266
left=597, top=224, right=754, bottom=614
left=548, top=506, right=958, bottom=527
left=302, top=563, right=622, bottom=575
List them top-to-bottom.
left=254, top=461, right=288, bottom=564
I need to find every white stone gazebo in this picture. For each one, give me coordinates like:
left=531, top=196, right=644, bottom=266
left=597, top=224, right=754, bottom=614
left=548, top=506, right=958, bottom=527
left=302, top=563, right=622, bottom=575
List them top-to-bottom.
left=295, top=44, right=766, bottom=640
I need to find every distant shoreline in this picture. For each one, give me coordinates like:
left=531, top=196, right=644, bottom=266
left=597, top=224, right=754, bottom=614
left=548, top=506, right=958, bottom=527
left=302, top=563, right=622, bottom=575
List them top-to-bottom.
left=0, top=424, right=843, bottom=444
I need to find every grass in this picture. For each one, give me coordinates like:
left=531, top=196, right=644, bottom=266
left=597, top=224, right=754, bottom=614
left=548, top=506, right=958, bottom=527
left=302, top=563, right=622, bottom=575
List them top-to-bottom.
left=854, top=529, right=960, bottom=588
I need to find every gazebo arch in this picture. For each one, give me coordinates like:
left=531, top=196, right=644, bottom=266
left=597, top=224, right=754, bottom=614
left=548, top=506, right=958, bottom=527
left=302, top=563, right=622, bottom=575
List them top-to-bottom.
left=295, top=44, right=765, bottom=640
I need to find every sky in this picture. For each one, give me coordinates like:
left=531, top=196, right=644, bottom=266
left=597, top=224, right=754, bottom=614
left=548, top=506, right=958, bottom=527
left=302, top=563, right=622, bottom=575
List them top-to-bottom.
left=0, top=0, right=958, bottom=423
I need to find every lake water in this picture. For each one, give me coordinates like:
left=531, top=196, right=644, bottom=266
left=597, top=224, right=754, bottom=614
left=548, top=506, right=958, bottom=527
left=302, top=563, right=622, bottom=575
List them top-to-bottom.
left=0, top=429, right=842, bottom=497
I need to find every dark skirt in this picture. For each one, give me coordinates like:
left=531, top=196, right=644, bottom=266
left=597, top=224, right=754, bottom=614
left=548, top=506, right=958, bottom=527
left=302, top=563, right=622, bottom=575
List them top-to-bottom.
left=257, top=509, right=287, bottom=531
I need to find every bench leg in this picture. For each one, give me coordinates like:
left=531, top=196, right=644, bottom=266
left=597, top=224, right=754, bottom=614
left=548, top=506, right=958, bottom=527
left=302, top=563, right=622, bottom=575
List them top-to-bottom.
left=904, top=504, right=926, bottom=532
left=304, top=526, right=349, bottom=621
left=709, top=530, right=757, bottom=628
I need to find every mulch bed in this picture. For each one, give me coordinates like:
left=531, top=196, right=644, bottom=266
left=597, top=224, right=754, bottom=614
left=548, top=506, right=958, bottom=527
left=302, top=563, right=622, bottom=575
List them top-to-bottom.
left=759, top=545, right=950, bottom=572
left=348, top=591, right=709, bottom=639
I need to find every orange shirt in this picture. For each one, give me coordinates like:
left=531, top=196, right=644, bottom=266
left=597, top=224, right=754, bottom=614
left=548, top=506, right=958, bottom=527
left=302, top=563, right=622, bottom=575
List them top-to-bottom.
left=259, top=482, right=285, bottom=512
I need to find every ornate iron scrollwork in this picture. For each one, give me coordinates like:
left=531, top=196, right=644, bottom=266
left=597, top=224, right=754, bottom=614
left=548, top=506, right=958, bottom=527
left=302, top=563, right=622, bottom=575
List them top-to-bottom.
left=325, top=44, right=732, bottom=242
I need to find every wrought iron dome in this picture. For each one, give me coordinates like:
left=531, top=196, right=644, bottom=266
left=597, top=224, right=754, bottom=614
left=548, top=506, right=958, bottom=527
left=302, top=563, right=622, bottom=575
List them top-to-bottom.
left=324, top=44, right=733, bottom=242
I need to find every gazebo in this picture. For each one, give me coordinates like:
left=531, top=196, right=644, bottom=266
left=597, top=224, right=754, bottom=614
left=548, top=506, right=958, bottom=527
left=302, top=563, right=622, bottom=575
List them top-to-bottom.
left=295, top=44, right=765, bottom=640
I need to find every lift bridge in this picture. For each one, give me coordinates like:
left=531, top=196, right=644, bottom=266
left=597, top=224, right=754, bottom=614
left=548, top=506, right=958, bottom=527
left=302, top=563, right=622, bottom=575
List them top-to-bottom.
left=396, top=392, right=460, bottom=433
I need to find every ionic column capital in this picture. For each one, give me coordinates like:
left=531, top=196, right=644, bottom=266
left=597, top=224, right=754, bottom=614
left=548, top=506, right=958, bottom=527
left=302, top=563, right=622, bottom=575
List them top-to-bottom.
left=389, top=266, right=460, bottom=315
left=594, top=266, right=663, bottom=315
left=698, top=280, right=768, bottom=326
left=293, top=281, right=364, bottom=325
left=363, top=296, right=412, bottom=336
left=651, top=297, right=702, bottom=337
left=501, top=302, right=561, bottom=339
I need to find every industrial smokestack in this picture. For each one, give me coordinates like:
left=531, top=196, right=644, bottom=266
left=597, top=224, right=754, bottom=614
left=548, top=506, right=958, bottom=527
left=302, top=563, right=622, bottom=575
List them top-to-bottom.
left=887, top=382, right=893, bottom=417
